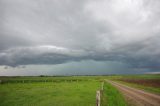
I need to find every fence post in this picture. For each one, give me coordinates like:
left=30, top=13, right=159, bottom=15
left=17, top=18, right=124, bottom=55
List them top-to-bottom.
left=101, top=82, right=104, bottom=91
left=96, top=90, right=101, bottom=106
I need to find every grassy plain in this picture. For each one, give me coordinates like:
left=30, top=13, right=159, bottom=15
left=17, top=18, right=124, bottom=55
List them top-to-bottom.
left=0, top=74, right=159, bottom=106
left=0, top=79, right=100, bottom=106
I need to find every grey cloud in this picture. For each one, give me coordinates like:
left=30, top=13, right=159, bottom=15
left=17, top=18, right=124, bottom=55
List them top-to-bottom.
left=0, top=0, right=160, bottom=72
left=1, top=36, right=160, bottom=68
left=0, top=45, right=89, bottom=67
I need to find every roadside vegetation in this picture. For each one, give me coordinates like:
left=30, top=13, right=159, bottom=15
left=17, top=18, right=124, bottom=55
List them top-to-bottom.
left=101, top=82, right=127, bottom=106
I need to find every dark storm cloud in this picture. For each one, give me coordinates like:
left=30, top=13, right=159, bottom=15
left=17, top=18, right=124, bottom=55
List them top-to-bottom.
left=0, top=0, right=160, bottom=71
left=0, top=46, right=88, bottom=66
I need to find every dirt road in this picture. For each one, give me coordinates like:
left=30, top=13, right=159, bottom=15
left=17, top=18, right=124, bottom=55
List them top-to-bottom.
left=106, top=80, right=160, bottom=106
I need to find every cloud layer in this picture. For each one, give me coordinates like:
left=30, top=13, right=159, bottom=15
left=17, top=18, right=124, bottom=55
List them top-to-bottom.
left=0, top=0, right=160, bottom=71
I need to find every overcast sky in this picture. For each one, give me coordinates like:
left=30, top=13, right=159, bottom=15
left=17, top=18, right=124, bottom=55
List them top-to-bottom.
left=0, top=0, right=160, bottom=76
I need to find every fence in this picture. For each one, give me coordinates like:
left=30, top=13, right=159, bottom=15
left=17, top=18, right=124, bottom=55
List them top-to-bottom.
left=96, top=82, right=104, bottom=106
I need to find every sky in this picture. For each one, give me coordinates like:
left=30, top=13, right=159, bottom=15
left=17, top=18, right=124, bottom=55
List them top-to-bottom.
left=0, top=0, right=160, bottom=76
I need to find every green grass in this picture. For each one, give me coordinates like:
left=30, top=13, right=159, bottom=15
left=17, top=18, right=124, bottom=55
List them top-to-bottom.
left=0, top=81, right=100, bottom=106
left=101, top=82, right=127, bottom=106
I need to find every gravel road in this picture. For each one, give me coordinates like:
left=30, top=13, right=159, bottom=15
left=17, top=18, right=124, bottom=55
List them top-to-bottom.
left=106, top=80, right=160, bottom=106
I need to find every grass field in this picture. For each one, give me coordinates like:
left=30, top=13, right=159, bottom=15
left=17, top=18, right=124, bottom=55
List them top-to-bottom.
left=0, top=74, right=159, bottom=106
left=0, top=80, right=100, bottom=106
